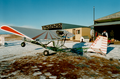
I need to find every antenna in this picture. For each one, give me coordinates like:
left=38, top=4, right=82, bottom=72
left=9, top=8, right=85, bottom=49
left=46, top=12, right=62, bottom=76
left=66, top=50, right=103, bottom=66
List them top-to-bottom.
left=93, top=6, right=95, bottom=22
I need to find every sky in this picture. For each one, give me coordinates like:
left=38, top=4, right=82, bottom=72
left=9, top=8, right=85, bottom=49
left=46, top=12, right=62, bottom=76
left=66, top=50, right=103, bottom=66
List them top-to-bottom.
left=0, top=0, right=120, bottom=34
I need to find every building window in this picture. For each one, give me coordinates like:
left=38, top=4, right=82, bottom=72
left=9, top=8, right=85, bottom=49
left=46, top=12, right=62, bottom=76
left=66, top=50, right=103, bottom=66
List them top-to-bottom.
left=76, top=30, right=80, bottom=34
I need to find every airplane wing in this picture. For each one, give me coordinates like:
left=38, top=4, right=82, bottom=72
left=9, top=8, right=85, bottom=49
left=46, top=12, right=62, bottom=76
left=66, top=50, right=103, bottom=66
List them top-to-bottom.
left=0, top=25, right=74, bottom=41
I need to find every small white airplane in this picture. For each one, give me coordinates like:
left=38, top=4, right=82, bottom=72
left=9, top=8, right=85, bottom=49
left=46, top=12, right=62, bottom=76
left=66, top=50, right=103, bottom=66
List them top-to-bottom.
left=0, top=25, right=74, bottom=56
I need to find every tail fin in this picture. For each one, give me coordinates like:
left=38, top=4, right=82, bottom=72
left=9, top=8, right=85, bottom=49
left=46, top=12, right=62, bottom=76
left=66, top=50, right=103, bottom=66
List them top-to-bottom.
left=87, top=35, right=107, bottom=55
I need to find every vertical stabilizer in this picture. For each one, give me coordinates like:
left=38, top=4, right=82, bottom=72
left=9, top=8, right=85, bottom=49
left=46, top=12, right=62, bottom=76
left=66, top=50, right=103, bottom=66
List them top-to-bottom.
left=87, top=36, right=107, bottom=55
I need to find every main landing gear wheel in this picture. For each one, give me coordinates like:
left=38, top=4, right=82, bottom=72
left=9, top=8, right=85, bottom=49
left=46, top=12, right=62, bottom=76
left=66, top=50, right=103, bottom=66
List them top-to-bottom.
left=21, top=42, right=26, bottom=47
left=43, top=50, right=49, bottom=56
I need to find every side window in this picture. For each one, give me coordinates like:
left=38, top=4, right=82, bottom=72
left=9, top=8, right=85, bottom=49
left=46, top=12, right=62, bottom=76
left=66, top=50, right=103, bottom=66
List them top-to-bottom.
left=76, top=30, right=80, bottom=34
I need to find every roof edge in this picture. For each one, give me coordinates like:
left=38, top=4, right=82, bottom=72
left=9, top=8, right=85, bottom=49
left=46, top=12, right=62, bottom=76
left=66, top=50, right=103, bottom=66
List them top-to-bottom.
left=95, top=11, right=120, bottom=21
left=89, top=21, right=120, bottom=27
left=42, top=23, right=88, bottom=27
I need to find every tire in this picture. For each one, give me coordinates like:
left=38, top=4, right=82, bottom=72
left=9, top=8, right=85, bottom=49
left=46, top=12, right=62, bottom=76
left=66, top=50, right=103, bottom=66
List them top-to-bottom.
left=21, top=42, right=26, bottom=47
left=4, top=43, right=8, bottom=47
left=43, top=50, right=49, bottom=56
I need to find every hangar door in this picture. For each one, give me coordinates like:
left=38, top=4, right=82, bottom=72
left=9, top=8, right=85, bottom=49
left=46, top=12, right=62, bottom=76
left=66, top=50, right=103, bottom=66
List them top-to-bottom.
left=94, top=25, right=120, bottom=41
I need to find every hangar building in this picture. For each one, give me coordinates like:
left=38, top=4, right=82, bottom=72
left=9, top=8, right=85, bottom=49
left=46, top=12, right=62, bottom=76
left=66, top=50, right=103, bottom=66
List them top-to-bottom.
left=90, top=11, right=120, bottom=41
left=42, top=23, right=91, bottom=41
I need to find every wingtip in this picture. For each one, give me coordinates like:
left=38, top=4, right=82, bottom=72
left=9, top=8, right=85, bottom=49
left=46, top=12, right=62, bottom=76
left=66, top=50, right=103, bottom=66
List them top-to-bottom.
left=0, top=25, right=25, bottom=37
left=1, top=25, right=9, bottom=29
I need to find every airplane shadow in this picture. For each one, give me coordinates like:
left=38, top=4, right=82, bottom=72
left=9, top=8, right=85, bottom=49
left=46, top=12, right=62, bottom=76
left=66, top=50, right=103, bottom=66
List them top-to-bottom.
left=4, top=42, right=21, bottom=47
left=70, top=42, right=88, bottom=56
left=72, top=42, right=87, bottom=48
left=106, top=47, right=115, bottom=54
left=35, top=48, right=43, bottom=50
left=70, top=48, right=83, bottom=56
left=47, top=53, right=56, bottom=56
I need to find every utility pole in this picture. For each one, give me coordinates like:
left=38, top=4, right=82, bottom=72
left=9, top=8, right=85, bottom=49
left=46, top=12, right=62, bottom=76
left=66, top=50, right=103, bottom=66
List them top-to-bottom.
left=93, top=6, right=95, bottom=41
left=93, top=6, right=95, bottom=23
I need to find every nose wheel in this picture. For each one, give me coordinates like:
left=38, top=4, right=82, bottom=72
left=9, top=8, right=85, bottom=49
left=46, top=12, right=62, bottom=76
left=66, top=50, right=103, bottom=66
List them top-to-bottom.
left=21, top=42, right=26, bottom=47
left=43, top=50, right=49, bottom=56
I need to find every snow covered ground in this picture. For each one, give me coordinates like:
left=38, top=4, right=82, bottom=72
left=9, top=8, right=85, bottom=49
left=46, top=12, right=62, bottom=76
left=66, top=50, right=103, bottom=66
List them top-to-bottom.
left=0, top=40, right=120, bottom=61
left=0, top=40, right=46, bottom=61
